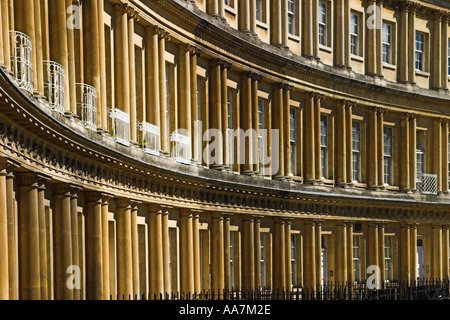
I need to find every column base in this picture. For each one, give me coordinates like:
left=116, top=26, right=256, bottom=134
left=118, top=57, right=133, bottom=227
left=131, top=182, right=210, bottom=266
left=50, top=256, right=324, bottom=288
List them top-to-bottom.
left=211, top=164, right=225, bottom=171
left=242, top=170, right=255, bottom=176
left=274, top=175, right=285, bottom=181
left=304, top=179, right=317, bottom=185
left=335, top=182, right=348, bottom=188
left=367, top=185, right=379, bottom=191
left=378, top=186, right=386, bottom=191
left=400, top=188, right=412, bottom=194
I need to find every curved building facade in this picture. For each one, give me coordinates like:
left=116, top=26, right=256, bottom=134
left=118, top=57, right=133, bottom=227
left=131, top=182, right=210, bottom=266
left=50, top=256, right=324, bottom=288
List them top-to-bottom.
left=0, top=0, right=449, bottom=300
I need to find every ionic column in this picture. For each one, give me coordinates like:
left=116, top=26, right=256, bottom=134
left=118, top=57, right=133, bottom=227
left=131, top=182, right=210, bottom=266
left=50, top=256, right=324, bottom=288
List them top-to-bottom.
left=1, top=0, right=10, bottom=71
left=98, top=0, right=108, bottom=130
left=334, top=0, right=345, bottom=67
left=365, top=0, right=379, bottom=74
left=398, top=2, right=409, bottom=83
left=408, top=3, right=420, bottom=85
left=114, top=4, right=130, bottom=116
left=128, top=9, right=138, bottom=144
left=431, top=10, right=443, bottom=89
left=441, top=15, right=449, bottom=90
left=158, top=30, right=170, bottom=154
left=179, top=44, right=192, bottom=154
left=210, top=59, right=223, bottom=169
left=241, top=72, right=253, bottom=175
left=273, top=83, right=284, bottom=179
left=283, top=85, right=293, bottom=179
left=303, top=92, right=315, bottom=184
left=314, top=93, right=324, bottom=182
left=336, top=100, right=347, bottom=187
left=346, top=102, right=355, bottom=186
left=368, top=107, right=378, bottom=189
left=377, top=108, right=386, bottom=189
left=400, top=113, right=411, bottom=192
left=409, top=113, right=418, bottom=192
left=434, top=118, right=443, bottom=194
left=442, top=120, right=449, bottom=194
left=0, top=163, right=9, bottom=300
left=5, top=163, right=18, bottom=300
left=17, top=173, right=43, bottom=300
left=37, top=177, right=50, bottom=300
left=53, top=184, right=74, bottom=300
left=101, top=195, right=111, bottom=300
left=116, top=198, right=132, bottom=300
left=131, top=201, right=140, bottom=298
left=148, top=204, right=164, bottom=299
left=162, top=207, right=170, bottom=295
left=180, top=209, right=195, bottom=295
left=193, top=211, right=201, bottom=293
left=211, top=213, right=225, bottom=293
left=224, top=215, right=231, bottom=290
left=242, top=217, right=255, bottom=289
left=254, top=218, right=261, bottom=289
left=273, top=219, right=286, bottom=290
left=284, top=220, right=292, bottom=291
left=304, top=221, right=316, bottom=289
left=315, top=222, right=322, bottom=287
left=346, top=222, right=354, bottom=283
left=336, top=223, right=347, bottom=283
left=368, top=223, right=379, bottom=270
left=378, top=223, right=385, bottom=282
left=400, top=224, right=410, bottom=282
left=410, top=224, right=418, bottom=281
left=432, top=225, right=443, bottom=280
left=443, top=226, right=450, bottom=279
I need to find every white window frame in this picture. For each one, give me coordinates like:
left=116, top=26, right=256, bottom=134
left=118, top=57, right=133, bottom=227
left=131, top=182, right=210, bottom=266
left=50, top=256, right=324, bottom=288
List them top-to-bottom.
left=287, top=0, right=296, bottom=35
left=318, top=1, right=328, bottom=47
left=350, top=13, right=360, bottom=56
left=382, top=23, right=393, bottom=64
left=415, top=32, right=425, bottom=72
left=289, top=107, right=297, bottom=176
left=320, top=114, right=328, bottom=179
left=352, top=121, right=361, bottom=183
left=383, top=126, right=393, bottom=186
left=260, top=233, right=266, bottom=288
left=353, top=235, right=361, bottom=282
left=384, top=236, right=394, bottom=282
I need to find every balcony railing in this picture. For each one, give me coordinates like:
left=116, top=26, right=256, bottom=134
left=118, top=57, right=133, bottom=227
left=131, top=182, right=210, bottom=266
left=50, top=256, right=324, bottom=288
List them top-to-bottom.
left=10, top=31, right=33, bottom=95
left=43, top=61, right=65, bottom=114
left=76, top=83, right=97, bottom=131
left=109, top=108, right=130, bottom=146
left=139, top=121, right=160, bottom=156
left=170, top=132, right=191, bottom=164
left=417, top=173, right=438, bottom=195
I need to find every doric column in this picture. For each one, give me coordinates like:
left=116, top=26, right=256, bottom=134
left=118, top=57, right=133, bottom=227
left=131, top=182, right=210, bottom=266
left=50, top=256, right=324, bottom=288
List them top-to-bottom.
left=83, top=0, right=101, bottom=120
left=98, top=0, right=108, bottom=130
left=334, top=0, right=346, bottom=67
left=364, top=0, right=377, bottom=76
left=408, top=3, right=420, bottom=85
left=114, top=4, right=130, bottom=115
left=128, top=9, right=138, bottom=144
left=431, top=10, right=443, bottom=89
left=441, top=14, right=449, bottom=90
left=158, top=29, right=170, bottom=153
left=210, top=59, right=223, bottom=169
left=241, top=72, right=254, bottom=175
left=303, top=92, right=315, bottom=184
left=314, top=93, right=324, bottom=182
left=336, top=100, right=347, bottom=187
left=346, top=102, right=355, bottom=186
left=368, top=107, right=378, bottom=189
left=377, top=108, right=386, bottom=189
left=400, top=113, right=411, bottom=192
left=409, top=113, right=418, bottom=192
left=434, top=118, right=443, bottom=194
left=442, top=120, right=449, bottom=194
left=5, top=162, right=18, bottom=300
left=0, top=163, right=9, bottom=299
left=17, top=173, right=41, bottom=300
left=53, top=184, right=74, bottom=300
left=85, top=192, right=104, bottom=300
left=101, top=195, right=111, bottom=300
left=116, top=198, right=132, bottom=299
left=131, top=201, right=140, bottom=299
left=148, top=204, right=164, bottom=299
left=162, top=207, right=170, bottom=295
left=180, top=209, right=195, bottom=295
left=192, top=211, right=202, bottom=293
left=211, top=212, right=225, bottom=293
left=223, top=215, right=231, bottom=290
left=242, top=217, right=255, bottom=289
left=254, top=217, right=261, bottom=289
left=273, top=219, right=286, bottom=290
left=284, top=220, right=292, bottom=291
left=304, top=221, right=316, bottom=289
left=315, top=222, right=322, bottom=287
left=346, top=222, right=354, bottom=283
left=336, top=223, right=347, bottom=283
left=368, top=223, right=378, bottom=270
left=377, top=223, right=385, bottom=282
left=400, top=224, right=411, bottom=282
left=410, top=224, right=418, bottom=281
left=432, top=225, right=443, bottom=279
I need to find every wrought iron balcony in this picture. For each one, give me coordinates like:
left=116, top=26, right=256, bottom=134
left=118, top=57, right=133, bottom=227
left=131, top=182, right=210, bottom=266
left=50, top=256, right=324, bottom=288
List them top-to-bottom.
left=10, top=31, right=33, bottom=95
left=43, top=61, right=65, bottom=114
left=76, top=83, right=97, bottom=131
left=109, top=108, right=130, bottom=147
left=170, top=132, right=191, bottom=165
left=417, top=173, right=438, bottom=195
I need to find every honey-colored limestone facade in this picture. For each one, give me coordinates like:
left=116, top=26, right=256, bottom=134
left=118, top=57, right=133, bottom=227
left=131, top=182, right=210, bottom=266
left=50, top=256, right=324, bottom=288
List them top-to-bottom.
left=0, top=0, right=449, bottom=300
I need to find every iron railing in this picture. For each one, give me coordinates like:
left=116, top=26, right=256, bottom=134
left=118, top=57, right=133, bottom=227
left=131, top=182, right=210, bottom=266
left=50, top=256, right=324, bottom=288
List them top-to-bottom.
left=10, top=31, right=33, bottom=95
left=43, top=61, right=65, bottom=114
left=76, top=83, right=97, bottom=131
left=109, top=108, right=130, bottom=146
left=139, top=121, right=160, bottom=156
left=170, top=132, right=191, bottom=164
left=417, top=173, right=438, bottom=195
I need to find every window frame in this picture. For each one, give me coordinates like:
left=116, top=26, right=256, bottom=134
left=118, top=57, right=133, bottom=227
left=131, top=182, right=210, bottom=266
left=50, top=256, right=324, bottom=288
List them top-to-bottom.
left=287, top=0, right=296, bottom=35
left=318, top=1, right=329, bottom=47
left=350, top=12, right=361, bottom=56
left=382, top=22, right=394, bottom=65
left=415, top=32, right=426, bottom=72
left=289, top=106, right=297, bottom=176
left=320, top=114, right=329, bottom=180
left=352, top=120, right=361, bottom=183
left=383, top=126, right=394, bottom=186
left=353, top=235, right=362, bottom=282
left=384, top=236, right=394, bottom=282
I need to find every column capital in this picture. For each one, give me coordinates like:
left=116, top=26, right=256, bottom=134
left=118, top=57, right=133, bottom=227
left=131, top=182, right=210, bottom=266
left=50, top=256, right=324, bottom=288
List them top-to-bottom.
left=114, top=3, right=129, bottom=15
left=127, top=7, right=139, bottom=21
left=431, top=9, right=446, bottom=22
left=149, top=25, right=171, bottom=41
left=211, top=58, right=232, bottom=70
left=245, top=71, right=263, bottom=82
left=277, top=82, right=294, bottom=92
left=310, top=92, right=325, bottom=101
left=338, top=99, right=356, bottom=108
left=438, top=117, right=449, bottom=125
left=0, top=157, right=20, bottom=172
left=16, top=172, right=50, bottom=187
left=52, top=183, right=83, bottom=196
left=85, top=191, right=107, bottom=204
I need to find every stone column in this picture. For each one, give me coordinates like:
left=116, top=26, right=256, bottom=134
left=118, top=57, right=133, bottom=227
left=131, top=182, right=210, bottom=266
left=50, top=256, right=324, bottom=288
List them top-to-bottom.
left=1, top=0, right=11, bottom=71
left=33, top=0, right=43, bottom=95
left=66, top=0, right=77, bottom=115
left=83, top=0, right=101, bottom=119
left=97, top=0, right=108, bottom=130
left=207, top=0, right=219, bottom=17
left=238, top=0, right=251, bottom=34
left=250, top=0, right=257, bottom=34
left=271, top=0, right=282, bottom=47
left=302, top=0, right=314, bottom=58
left=312, top=0, right=319, bottom=58
left=334, top=0, right=345, bottom=67
left=364, top=0, right=377, bottom=76
left=375, top=0, right=384, bottom=76
left=398, top=2, right=409, bottom=83
left=408, top=3, right=420, bottom=84
left=114, top=4, right=130, bottom=115
left=128, top=9, right=138, bottom=144
left=431, top=10, right=443, bottom=89
left=441, top=15, right=449, bottom=90
left=145, top=26, right=160, bottom=128
left=158, top=29, right=170, bottom=154
left=178, top=44, right=192, bottom=153
left=190, top=48, right=202, bottom=163
left=210, top=59, right=223, bottom=169
left=222, top=61, right=232, bottom=169
left=241, top=72, right=253, bottom=175
left=251, top=73, right=262, bottom=174
left=273, top=83, right=284, bottom=179
left=283, top=85, right=293, bottom=179
left=303, top=92, right=315, bottom=184
left=314, top=93, right=324, bottom=182
left=336, top=100, right=347, bottom=187
left=346, top=102, right=355, bottom=186
left=368, top=107, right=378, bottom=189
left=377, top=108, right=386, bottom=189
left=400, top=113, right=411, bottom=192
left=409, top=113, right=418, bottom=192
left=434, top=118, right=443, bottom=194
left=442, top=120, right=449, bottom=194
left=0, top=163, right=9, bottom=300
left=6, top=163, right=18, bottom=300
left=17, top=173, right=41, bottom=300
left=37, top=177, right=49, bottom=300
left=53, top=184, right=74, bottom=300
left=70, top=186, right=83, bottom=300
left=85, top=192, right=104, bottom=300
left=101, top=195, right=110, bottom=300
left=116, top=198, right=132, bottom=299
left=131, top=201, right=140, bottom=299
left=148, top=204, right=164, bottom=299
left=162, top=207, right=170, bottom=295
left=180, top=209, right=195, bottom=295
left=193, top=211, right=202, bottom=293
left=211, top=213, right=225, bottom=294
left=224, top=215, right=231, bottom=290
left=242, top=217, right=255, bottom=289
left=253, top=218, right=261, bottom=289
left=273, top=219, right=286, bottom=290
left=285, top=220, right=292, bottom=291
left=304, top=221, right=316, bottom=289
left=315, top=222, right=322, bottom=287
left=336, top=223, right=347, bottom=282
left=346, top=223, right=354, bottom=283
left=368, top=223, right=378, bottom=271
left=378, top=223, right=385, bottom=282
left=400, top=224, right=410, bottom=282
left=410, top=224, right=418, bottom=281
left=432, top=225, right=443, bottom=280
left=442, top=226, right=450, bottom=279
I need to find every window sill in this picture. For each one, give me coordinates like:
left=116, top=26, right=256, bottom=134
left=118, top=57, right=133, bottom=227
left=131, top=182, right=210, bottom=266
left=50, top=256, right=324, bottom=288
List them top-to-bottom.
left=224, top=5, right=236, bottom=16
left=256, top=20, right=269, bottom=30
left=288, top=34, right=301, bottom=43
left=319, top=45, right=332, bottom=54
left=350, top=54, right=364, bottom=63
left=383, top=63, right=396, bottom=71
left=415, top=70, right=430, bottom=78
